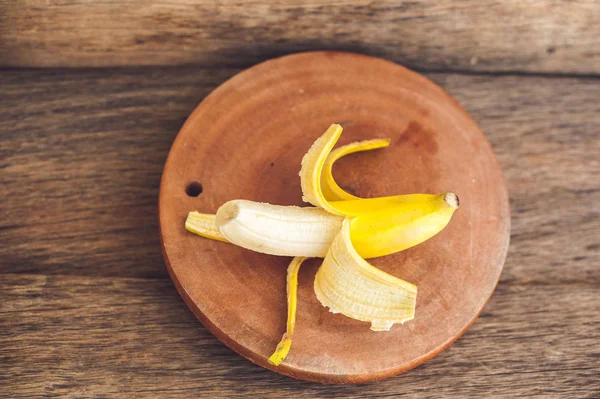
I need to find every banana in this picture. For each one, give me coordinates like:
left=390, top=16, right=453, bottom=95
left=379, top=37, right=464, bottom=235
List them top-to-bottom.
left=184, top=124, right=460, bottom=366
left=190, top=194, right=457, bottom=259
left=215, top=200, right=342, bottom=257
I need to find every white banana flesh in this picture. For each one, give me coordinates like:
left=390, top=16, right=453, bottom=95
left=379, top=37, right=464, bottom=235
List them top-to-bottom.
left=215, top=200, right=343, bottom=257
left=314, top=219, right=417, bottom=331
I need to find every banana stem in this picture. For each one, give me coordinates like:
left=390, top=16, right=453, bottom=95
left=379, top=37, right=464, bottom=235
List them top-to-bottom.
left=268, top=256, right=307, bottom=366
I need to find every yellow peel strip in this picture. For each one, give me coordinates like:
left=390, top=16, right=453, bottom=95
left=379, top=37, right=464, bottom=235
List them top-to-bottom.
left=299, top=124, right=345, bottom=215
left=321, top=139, right=391, bottom=201
left=185, top=211, right=229, bottom=243
left=314, top=219, right=417, bottom=331
left=268, top=256, right=307, bottom=366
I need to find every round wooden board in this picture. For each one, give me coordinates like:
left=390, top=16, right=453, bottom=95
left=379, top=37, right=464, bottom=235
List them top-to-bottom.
left=159, top=52, right=510, bottom=384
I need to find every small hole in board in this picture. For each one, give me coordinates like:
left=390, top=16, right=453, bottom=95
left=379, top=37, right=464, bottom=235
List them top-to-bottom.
left=186, top=181, right=203, bottom=197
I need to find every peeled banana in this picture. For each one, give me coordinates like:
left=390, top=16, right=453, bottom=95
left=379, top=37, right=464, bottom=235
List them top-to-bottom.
left=184, top=124, right=459, bottom=366
left=187, top=194, right=458, bottom=259
left=215, top=200, right=342, bottom=257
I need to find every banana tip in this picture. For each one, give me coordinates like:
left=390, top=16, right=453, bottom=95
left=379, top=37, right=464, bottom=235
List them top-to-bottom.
left=444, top=192, right=459, bottom=209
left=216, top=201, right=240, bottom=226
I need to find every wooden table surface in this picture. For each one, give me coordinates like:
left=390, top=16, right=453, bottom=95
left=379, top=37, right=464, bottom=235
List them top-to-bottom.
left=1, top=1, right=599, bottom=398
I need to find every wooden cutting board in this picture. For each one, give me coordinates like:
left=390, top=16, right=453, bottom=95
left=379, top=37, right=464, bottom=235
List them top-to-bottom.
left=158, top=51, right=510, bottom=383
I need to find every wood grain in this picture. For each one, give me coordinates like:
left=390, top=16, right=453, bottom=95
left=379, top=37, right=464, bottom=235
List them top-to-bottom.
left=1, top=0, right=599, bottom=74
left=1, top=64, right=599, bottom=395
left=1, top=67, right=237, bottom=279
left=2, top=273, right=598, bottom=398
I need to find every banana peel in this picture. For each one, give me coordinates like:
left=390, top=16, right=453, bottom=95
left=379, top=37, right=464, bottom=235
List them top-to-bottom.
left=184, top=124, right=459, bottom=366
left=321, top=138, right=390, bottom=201
left=268, top=256, right=306, bottom=366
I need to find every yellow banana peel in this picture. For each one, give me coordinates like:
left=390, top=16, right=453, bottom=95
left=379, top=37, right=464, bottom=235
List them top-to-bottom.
left=184, top=124, right=459, bottom=365
left=321, top=138, right=390, bottom=201
left=185, top=212, right=228, bottom=242
left=268, top=256, right=306, bottom=366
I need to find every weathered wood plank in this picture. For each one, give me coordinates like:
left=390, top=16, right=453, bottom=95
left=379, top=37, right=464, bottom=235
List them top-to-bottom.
left=1, top=1, right=599, bottom=73
left=0, top=67, right=236, bottom=278
left=1, top=67, right=598, bottom=282
left=1, top=273, right=598, bottom=398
